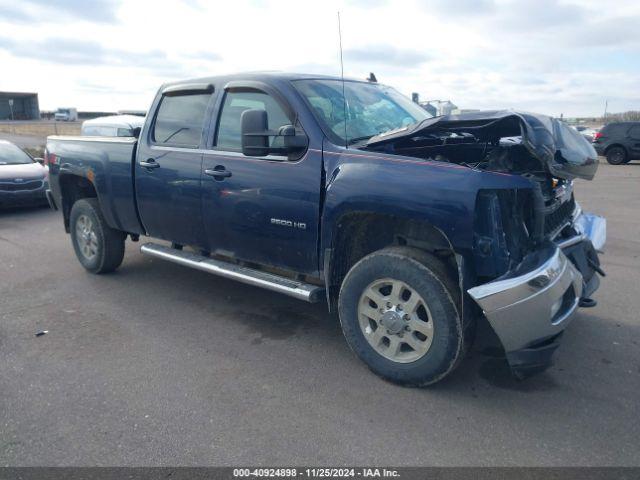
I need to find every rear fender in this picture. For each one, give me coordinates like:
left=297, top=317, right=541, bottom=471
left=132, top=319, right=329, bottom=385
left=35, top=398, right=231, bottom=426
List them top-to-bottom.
left=59, top=173, right=100, bottom=232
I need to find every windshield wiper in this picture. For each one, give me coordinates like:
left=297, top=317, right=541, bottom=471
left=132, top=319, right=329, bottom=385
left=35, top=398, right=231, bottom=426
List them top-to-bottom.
left=347, top=122, right=421, bottom=146
left=347, top=135, right=375, bottom=146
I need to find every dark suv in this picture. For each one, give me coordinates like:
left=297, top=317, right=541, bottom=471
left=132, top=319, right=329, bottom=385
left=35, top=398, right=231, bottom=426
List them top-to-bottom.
left=593, top=121, right=640, bottom=165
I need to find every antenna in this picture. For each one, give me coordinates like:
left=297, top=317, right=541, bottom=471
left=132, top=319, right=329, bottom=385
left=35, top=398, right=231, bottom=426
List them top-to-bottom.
left=338, top=11, right=348, bottom=148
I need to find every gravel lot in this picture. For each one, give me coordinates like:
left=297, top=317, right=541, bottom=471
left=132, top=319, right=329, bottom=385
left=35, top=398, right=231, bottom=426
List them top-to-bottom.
left=0, top=133, right=46, bottom=150
left=1, top=161, right=639, bottom=466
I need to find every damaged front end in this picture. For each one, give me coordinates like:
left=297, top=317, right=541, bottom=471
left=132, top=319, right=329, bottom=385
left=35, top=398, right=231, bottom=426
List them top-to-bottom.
left=363, top=109, right=599, bottom=181
left=363, top=111, right=605, bottom=378
left=467, top=186, right=606, bottom=379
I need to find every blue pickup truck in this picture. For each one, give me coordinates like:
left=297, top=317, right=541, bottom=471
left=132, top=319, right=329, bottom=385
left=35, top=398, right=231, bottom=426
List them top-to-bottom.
left=45, top=72, right=606, bottom=385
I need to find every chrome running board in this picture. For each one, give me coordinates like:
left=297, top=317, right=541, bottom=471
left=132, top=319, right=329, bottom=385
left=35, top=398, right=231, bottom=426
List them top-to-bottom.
left=140, top=242, right=324, bottom=303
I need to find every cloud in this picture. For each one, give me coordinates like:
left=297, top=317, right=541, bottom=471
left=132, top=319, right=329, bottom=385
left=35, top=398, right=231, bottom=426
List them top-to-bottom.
left=0, top=0, right=121, bottom=23
left=0, top=0, right=638, bottom=116
left=345, top=0, right=388, bottom=7
left=422, top=0, right=496, bottom=16
left=493, top=0, right=587, bottom=30
left=0, top=4, right=32, bottom=22
left=574, top=16, right=640, bottom=47
left=0, top=36, right=220, bottom=75
left=344, top=45, right=431, bottom=68
left=181, top=50, right=223, bottom=62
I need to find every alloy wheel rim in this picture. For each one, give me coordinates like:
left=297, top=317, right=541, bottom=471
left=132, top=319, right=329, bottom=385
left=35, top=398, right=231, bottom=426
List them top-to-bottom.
left=75, top=214, right=98, bottom=260
left=358, top=278, right=434, bottom=363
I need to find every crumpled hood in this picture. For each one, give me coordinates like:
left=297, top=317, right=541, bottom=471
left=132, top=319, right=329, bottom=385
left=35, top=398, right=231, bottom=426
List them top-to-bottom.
left=366, top=110, right=599, bottom=181
left=0, top=162, right=47, bottom=181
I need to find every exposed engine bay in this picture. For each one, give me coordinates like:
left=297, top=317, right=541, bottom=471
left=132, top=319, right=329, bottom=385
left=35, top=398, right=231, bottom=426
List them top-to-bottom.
left=361, top=110, right=598, bottom=181
left=360, top=111, right=600, bottom=278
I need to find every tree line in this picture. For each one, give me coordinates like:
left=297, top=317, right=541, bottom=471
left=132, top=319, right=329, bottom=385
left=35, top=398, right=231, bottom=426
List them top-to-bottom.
left=603, top=111, right=640, bottom=123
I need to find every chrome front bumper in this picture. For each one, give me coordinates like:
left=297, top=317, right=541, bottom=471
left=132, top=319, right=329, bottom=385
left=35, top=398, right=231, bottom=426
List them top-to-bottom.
left=556, top=209, right=606, bottom=253
left=468, top=212, right=606, bottom=373
left=468, top=246, right=583, bottom=353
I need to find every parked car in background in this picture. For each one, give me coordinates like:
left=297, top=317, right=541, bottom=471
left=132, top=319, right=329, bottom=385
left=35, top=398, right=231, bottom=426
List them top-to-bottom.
left=54, top=108, right=78, bottom=122
left=81, top=115, right=145, bottom=137
left=593, top=121, right=640, bottom=165
left=572, top=125, right=598, bottom=143
left=0, top=140, right=48, bottom=208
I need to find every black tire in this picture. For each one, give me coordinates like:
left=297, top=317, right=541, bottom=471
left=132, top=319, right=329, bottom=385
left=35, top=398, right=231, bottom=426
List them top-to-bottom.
left=606, top=146, right=627, bottom=165
left=70, top=198, right=125, bottom=273
left=338, top=246, right=470, bottom=386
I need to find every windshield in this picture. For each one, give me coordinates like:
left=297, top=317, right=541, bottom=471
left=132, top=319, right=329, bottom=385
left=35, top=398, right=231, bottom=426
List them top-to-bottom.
left=294, top=79, right=431, bottom=145
left=56, top=109, right=70, bottom=115
left=0, top=142, right=35, bottom=165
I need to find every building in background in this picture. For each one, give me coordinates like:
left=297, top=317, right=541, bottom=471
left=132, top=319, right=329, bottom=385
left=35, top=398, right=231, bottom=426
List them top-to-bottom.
left=0, top=92, right=40, bottom=120
left=419, top=99, right=457, bottom=116
left=451, top=108, right=481, bottom=115
left=42, top=110, right=121, bottom=120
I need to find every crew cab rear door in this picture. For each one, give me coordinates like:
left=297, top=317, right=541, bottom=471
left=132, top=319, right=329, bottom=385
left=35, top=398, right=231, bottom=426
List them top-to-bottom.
left=200, top=81, right=323, bottom=275
left=135, top=85, right=214, bottom=248
left=628, top=124, right=640, bottom=157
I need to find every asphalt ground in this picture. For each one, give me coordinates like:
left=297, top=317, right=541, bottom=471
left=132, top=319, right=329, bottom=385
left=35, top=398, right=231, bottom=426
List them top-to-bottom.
left=1, top=160, right=639, bottom=466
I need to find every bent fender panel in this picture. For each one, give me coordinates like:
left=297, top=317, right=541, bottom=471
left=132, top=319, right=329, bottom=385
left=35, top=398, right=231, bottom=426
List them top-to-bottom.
left=319, top=147, right=534, bottom=270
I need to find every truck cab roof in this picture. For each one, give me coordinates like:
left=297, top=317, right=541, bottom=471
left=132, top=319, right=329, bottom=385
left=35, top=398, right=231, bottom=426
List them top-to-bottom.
left=160, top=71, right=375, bottom=91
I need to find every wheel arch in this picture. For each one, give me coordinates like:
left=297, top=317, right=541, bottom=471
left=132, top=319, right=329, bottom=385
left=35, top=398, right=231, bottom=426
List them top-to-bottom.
left=604, top=143, right=628, bottom=155
left=59, top=173, right=99, bottom=233
left=323, top=211, right=460, bottom=311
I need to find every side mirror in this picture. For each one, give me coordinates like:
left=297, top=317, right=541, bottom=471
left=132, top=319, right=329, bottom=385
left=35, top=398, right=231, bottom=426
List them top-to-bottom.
left=241, top=108, right=308, bottom=158
left=241, top=109, right=270, bottom=157
left=278, top=125, right=308, bottom=150
left=132, top=127, right=142, bottom=139
left=34, top=158, right=44, bottom=165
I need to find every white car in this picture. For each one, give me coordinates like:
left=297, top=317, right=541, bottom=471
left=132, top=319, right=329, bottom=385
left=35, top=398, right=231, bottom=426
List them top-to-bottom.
left=81, top=114, right=145, bottom=137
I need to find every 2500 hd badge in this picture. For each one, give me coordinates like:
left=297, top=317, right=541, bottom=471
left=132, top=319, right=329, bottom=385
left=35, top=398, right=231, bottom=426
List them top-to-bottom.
left=271, top=217, right=307, bottom=229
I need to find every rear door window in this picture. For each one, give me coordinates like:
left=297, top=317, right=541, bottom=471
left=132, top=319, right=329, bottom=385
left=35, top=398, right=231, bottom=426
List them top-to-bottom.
left=153, top=93, right=211, bottom=147
left=604, top=124, right=628, bottom=137
left=628, top=125, right=640, bottom=139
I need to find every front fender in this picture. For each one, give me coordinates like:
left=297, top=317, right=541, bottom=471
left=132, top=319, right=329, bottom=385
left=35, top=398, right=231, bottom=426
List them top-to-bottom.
left=320, top=148, right=532, bottom=264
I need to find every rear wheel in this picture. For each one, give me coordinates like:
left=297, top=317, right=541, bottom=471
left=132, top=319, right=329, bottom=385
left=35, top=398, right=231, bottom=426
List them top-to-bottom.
left=606, top=146, right=627, bottom=165
left=70, top=198, right=125, bottom=273
left=338, top=247, right=469, bottom=386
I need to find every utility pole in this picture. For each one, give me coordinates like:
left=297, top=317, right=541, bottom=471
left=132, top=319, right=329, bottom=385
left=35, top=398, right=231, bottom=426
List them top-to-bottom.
left=8, top=99, right=14, bottom=133
left=603, top=99, right=608, bottom=121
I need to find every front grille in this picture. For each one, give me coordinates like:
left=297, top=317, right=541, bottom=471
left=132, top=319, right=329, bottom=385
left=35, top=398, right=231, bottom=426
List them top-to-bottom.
left=0, top=180, right=44, bottom=192
left=544, top=196, right=575, bottom=236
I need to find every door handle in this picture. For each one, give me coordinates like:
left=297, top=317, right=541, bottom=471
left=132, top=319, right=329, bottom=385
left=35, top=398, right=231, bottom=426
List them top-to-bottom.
left=139, top=159, right=160, bottom=169
left=204, top=167, right=232, bottom=179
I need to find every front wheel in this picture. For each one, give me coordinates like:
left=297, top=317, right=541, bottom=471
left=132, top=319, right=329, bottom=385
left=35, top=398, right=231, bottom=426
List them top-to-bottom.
left=70, top=198, right=126, bottom=273
left=338, top=247, right=470, bottom=386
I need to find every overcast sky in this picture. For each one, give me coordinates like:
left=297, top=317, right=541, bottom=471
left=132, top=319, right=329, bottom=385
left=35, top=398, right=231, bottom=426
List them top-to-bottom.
left=0, top=0, right=638, bottom=116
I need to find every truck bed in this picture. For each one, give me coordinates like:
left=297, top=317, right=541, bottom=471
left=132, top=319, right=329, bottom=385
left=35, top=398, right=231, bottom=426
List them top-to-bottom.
left=46, top=135, right=143, bottom=234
